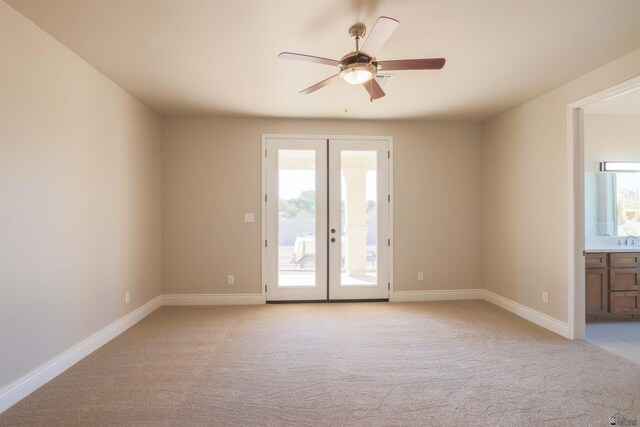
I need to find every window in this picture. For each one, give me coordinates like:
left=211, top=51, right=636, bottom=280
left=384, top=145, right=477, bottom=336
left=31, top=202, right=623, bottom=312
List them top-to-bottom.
left=615, top=173, right=640, bottom=236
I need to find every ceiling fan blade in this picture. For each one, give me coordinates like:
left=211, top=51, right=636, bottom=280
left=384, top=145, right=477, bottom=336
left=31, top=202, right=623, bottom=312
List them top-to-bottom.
left=359, top=16, right=399, bottom=58
left=278, top=52, right=340, bottom=67
left=377, top=58, right=446, bottom=71
left=300, top=74, right=341, bottom=95
left=362, top=78, right=385, bottom=100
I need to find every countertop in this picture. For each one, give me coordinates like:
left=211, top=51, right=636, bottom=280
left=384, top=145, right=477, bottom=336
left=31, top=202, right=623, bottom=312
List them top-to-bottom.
left=585, top=246, right=640, bottom=253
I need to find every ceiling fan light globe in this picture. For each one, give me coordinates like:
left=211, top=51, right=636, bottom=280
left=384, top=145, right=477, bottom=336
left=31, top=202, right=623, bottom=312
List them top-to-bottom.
left=339, top=62, right=377, bottom=85
left=341, top=68, right=374, bottom=85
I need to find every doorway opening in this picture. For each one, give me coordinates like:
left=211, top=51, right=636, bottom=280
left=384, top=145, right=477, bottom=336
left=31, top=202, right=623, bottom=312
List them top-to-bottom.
left=568, top=76, right=640, bottom=352
left=261, top=135, right=393, bottom=302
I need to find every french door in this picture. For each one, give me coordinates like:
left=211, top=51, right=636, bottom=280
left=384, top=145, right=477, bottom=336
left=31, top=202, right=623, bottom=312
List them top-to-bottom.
left=264, top=136, right=391, bottom=301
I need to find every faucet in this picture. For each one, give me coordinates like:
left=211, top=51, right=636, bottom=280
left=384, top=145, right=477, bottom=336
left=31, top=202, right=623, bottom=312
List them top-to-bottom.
left=626, top=236, right=637, bottom=245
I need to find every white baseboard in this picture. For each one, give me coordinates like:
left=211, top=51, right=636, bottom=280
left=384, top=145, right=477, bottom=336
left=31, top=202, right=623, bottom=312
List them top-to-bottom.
left=0, top=288, right=570, bottom=415
left=390, top=288, right=484, bottom=302
left=391, top=288, right=569, bottom=338
left=481, top=290, right=570, bottom=338
left=0, top=292, right=263, bottom=414
left=162, top=293, right=264, bottom=305
left=0, top=295, right=162, bottom=414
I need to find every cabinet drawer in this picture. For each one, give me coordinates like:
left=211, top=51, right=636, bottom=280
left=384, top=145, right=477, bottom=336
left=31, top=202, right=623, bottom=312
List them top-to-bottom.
left=610, top=252, right=640, bottom=268
left=585, top=253, right=608, bottom=268
left=609, top=268, right=640, bottom=291
left=609, top=291, right=640, bottom=315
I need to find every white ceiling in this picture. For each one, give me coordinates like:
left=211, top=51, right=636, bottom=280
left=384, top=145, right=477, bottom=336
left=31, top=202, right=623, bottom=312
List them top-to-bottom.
left=7, top=0, right=640, bottom=121
left=584, top=87, right=640, bottom=115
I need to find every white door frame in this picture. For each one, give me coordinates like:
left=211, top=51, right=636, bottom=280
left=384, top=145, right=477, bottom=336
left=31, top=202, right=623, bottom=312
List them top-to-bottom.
left=566, top=75, right=640, bottom=340
left=261, top=134, right=394, bottom=302
left=264, top=138, right=328, bottom=301
left=328, top=138, right=390, bottom=300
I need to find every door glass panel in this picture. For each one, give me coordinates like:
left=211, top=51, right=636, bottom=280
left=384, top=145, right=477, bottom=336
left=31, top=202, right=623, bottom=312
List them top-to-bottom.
left=278, top=150, right=316, bottom=287
left=340, top=151, right=378, bottom=286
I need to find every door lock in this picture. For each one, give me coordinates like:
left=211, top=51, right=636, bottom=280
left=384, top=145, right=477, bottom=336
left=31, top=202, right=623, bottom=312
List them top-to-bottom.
left=331, top=228, right=336, bottom=233
left=331, top=238, right=336, bottom=243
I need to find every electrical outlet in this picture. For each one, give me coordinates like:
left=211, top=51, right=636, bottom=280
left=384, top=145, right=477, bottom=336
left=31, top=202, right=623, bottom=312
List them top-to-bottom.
left=418, top=272, right=424, bottom=281
left=228, top=275, right=235, bottom=285
left=125, top=291, right=130, bottom=304
left=542, top=291, right=549, bottom=304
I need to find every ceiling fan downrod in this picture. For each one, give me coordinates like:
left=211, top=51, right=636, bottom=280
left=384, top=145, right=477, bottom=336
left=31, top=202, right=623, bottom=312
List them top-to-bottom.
left=348, top=23, right=366, bottom=52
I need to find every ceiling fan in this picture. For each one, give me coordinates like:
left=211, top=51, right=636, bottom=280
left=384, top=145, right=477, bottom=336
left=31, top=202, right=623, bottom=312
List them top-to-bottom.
left=278, top=16, right=445, bottom=101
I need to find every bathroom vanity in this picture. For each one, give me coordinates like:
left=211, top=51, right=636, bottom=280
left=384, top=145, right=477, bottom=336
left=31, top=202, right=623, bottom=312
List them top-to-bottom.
left=584, top=169, right=640, bottom=322
left=585, top=250, right=640, bottom=321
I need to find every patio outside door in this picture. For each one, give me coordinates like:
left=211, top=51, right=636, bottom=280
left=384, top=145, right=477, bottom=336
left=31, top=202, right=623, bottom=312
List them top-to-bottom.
left=264, top=136, right=390, bottom=301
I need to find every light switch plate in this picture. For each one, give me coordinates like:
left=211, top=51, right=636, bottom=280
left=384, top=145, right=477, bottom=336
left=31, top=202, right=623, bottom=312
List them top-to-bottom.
left=244, top=213, right=254, bottom=223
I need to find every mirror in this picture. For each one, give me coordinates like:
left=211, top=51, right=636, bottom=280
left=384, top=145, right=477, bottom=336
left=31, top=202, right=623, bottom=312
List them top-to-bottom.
left=585, top=172, right=640, bottom=237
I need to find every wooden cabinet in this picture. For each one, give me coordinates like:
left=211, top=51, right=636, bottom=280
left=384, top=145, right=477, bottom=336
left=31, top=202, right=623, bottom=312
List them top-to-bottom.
left=586, top=252, right=640, bottom=321
left=610, top=252, right=640, bottom=268
left=585, top=253, right=607, bottom=269
left=585, top=267, right=608, bottom=316
left=609, top=268, right=640, bottom=291
left=610, top=291, right=640, bottom=316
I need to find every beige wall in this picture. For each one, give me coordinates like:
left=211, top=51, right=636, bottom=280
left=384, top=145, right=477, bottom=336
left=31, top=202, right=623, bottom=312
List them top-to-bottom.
left=3, top=0, right=636, bottom=397
left=1, top=2, right=162, bottom=388
left=482, top=49, right=640, bottom=322
left=584, top=113, right=640, bottom=172
left=162, top=118, right=482, bottom=295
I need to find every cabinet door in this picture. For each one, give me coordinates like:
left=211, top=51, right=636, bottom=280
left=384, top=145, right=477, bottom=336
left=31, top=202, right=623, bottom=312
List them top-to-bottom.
left=585, top=268, right=608, bottom=316
left=609, top=268, right=640, bottom=291
left=609, top=291, right=639, bottom=315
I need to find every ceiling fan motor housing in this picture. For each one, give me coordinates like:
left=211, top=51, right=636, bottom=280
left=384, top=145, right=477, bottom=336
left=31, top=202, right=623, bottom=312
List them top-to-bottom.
left=340, top=51, right=373, bottom=65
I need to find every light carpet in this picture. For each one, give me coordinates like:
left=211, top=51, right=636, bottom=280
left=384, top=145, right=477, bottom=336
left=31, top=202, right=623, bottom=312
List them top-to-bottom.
left=1, top=300, right=639, bottom=426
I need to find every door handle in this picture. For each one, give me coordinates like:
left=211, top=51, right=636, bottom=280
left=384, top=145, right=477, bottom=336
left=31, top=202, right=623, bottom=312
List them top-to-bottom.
left=331, top=228, right=336, bottom=233
left=331, top=238, right=336, bottom=243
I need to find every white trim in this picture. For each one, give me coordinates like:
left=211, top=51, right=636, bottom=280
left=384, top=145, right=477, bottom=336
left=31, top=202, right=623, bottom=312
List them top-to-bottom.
left=566, top=75, right=640, bottom=341
left=566, top=75, right=640, bottom=110
left=565, top=106, right=582, bottom=341
left=262, top=133, right=392, bottom=142
left=261, top=134, right=394, bottom=301
left=261, top=136, right=267, bottom=303
left=264, top=138, right=329, bottom=301
left=327, top=138, right=390, bottom=300
left=388, top=138, right=394, bottom=294
left=0, top=287, right=573, bottom=414
left=160, top=289, right=569, bottom=341
left=390, top=289, right=484, bottom=302
left=391, top=289, right=570, bottom=338
left=482, top=290, right=570, bottom=338
left=162, top=293, right=264, bottom=305
left=0, top=295, right=162, bottom=414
